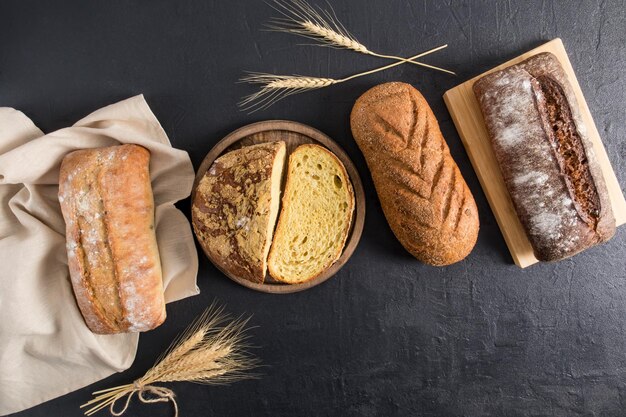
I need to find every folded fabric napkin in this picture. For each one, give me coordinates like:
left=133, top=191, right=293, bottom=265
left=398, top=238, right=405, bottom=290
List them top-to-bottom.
left=0, top=95, right=199, bottom=416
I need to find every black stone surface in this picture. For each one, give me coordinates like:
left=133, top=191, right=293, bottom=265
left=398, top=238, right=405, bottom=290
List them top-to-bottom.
left=2, top=1, right=625, bottom=416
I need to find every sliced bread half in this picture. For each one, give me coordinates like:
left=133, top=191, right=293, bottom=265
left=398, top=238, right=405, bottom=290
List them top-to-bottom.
left=192, top=141, right=286, bottom=283
left=268, top=144, right=355, bottom=283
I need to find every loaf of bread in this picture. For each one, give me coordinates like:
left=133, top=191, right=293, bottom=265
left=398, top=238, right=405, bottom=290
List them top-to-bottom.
left=473, top=52, right=615, bottom=261
left=350, top=82, right=479, bottom=266
left=192, top=141, right=286, bottom=283
left=58, top=144, right=165, bottom=334
left=267, top=144, right=355, bottom=283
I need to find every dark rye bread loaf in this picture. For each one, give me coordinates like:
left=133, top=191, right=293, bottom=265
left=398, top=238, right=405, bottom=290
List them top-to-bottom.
left=474, top=52, right=615, bottom=262
left=351, top=82, right=479, bottom=266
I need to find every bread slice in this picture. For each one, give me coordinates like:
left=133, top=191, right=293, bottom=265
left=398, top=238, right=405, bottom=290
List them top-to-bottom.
left=192, top=141, right=286, bottom=283
left=268, top=144, right=355, bottom=284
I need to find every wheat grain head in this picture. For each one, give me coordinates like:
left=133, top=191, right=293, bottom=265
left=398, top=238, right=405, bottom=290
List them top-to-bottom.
left=264, top=0, right=456, bottom=76
left=267, top=0, right=368, bottom=53
left=239, top=73, right=338, bottom=112
left=81, top=305, right=259, bottom=415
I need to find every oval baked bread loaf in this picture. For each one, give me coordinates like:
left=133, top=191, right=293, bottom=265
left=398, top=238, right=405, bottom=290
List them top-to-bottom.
left=473, top=53, right=615, bottom=261
left=350, top=82, right=479, bottom=265
left=192, top=141, right=286, bottom=283
left=59, top=144, right=165, bottom=334
left=267, top=144, right=355, bottom=283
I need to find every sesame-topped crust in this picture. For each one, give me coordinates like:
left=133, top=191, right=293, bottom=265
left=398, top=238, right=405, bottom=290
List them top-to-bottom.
left=58, top=144, right=165, bottom=334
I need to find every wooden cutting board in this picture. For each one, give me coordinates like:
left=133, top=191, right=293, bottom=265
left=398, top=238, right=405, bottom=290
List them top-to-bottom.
left=443, top=38, right=626, bottom=268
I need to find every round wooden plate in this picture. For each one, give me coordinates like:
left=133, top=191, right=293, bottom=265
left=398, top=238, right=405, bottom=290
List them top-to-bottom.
left=193, top=120, right=365, bottom=294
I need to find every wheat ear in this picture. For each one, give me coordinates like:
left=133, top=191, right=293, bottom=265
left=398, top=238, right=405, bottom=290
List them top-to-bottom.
left=266, top=0, right=455, bottom=75
left=239, top=44, right=447, bottom=112
left=239, top=74, right=338, bottom=112
left=80, top=304, right=259, bottom=416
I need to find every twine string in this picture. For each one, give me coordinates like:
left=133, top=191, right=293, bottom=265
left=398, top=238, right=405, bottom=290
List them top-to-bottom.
left=110, top=382, right=178, bottom=417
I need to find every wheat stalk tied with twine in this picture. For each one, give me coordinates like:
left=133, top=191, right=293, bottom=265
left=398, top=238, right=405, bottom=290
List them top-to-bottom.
left=240, top=0, right=454, bottom=112
left=80, top=305, right=259, bottom=417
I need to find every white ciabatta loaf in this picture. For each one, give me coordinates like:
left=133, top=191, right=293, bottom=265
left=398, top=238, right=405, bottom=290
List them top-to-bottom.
left=192, top=141, right=286, bottom=283
left=58, top=144, right=165, bottom=334
left=268, top=144, right=355, bottom=284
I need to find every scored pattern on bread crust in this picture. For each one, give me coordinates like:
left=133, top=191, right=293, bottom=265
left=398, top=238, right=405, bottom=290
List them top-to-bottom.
left=351, top=82, right=479, bottom=265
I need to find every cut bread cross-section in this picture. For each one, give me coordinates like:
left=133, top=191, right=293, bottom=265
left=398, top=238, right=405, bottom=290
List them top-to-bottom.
left=192, top=141, right=286, bottom=283
left=268, top=144, right=355, bottom=284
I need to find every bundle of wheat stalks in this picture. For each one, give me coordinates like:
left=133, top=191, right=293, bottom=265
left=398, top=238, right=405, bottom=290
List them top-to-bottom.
left=240, top=0, right=454, bottom=111
left=80, top=305, right=258, bottom=416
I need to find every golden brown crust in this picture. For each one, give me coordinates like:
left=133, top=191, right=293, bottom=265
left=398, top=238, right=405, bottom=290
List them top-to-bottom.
left=350, top=82, right=479, bottom=266
left=191, top=142, right=286, bottom=283
left=58, top=144, right=165, bottom=334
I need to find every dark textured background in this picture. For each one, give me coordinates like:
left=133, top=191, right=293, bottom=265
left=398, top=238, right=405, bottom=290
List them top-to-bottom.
left=2, top=0, right=626, bottom=416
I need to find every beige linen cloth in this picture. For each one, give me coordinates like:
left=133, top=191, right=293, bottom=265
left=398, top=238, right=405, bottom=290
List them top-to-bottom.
left=0, top=95, right=199, bottom=416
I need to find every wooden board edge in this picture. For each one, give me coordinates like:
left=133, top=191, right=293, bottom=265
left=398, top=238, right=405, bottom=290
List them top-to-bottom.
left=443, top=37, right=626, bottom=268
left=449, top=38, right=626, bottom=224
left=442, top=91, right=534, bottom=268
